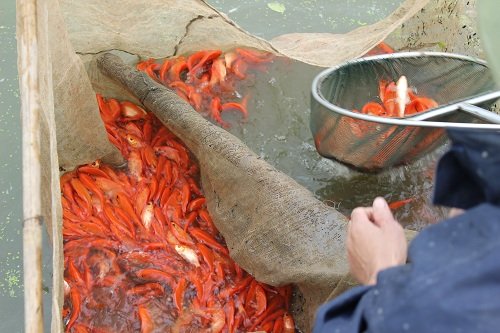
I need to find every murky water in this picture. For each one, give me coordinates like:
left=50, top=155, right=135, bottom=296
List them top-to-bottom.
left=0, top=0, right=25, bottom=329
left=1, top=0, right=447, bottom=331
left=210, top=0, right=402, bottom=38
left=210, top=0, right=448, bottom=228
left=222, top=57, right=448, bottom=229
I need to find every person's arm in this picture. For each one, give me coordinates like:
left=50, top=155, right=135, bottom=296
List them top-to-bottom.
left=314, top=197, right=408, bottom=332
left=313, top=284, right=373, bottom=333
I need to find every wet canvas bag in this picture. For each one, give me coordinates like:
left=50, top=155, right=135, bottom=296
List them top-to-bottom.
left=17, top=0, right=484, bottom=331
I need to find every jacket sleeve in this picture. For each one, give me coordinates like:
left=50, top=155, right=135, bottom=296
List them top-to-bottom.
left=313, top=205, right=500, bottom=333
left=313, top=285, right=372, bottom=333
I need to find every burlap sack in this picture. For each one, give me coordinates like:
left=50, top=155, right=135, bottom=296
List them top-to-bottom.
left=18, top=0, right=484, bottom=331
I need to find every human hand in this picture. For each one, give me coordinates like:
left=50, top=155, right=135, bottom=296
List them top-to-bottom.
left=347, top=197, right=407, bottom=285
left=448, top=207, right=465, bottom=218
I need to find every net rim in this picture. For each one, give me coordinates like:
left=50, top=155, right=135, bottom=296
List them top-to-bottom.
left=311, top=51, right=500, bottom=130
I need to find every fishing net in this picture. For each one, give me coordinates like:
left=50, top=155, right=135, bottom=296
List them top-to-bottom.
left=16, top=0, right=485, bottom=331
left=311, top=53, right=498, bottom=171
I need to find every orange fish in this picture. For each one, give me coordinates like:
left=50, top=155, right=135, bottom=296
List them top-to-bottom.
left=388, top=197, right=414, bottom=210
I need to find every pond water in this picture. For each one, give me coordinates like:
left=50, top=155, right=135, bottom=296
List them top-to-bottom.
left=0, top=0, right=28, bottom=330
left=1, top=0, right=449, bottom=331
left=205, top=0, right=448, bottom=229
left=209, top=0, right=402, bottom=38
left=1, top=1, right=53, bottom=331
left=219, top=55, right=448, bottom=229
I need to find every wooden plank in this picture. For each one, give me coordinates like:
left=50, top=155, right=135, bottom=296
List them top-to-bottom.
left=16, top=0, right=45, bottom=331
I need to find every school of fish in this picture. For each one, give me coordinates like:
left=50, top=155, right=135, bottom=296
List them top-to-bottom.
left=61, top=48, right=295, bottom=333
left=136, top=48, right=274, bottom=128
left=356, top=76, right=439, bottom=117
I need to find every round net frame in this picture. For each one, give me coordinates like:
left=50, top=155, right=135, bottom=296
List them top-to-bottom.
left=311, top=52, right=500, bottom=171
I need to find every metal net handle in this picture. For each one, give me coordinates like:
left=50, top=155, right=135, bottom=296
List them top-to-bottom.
left=312, top=51, right=500, bottom=130
left=313, top=85, right=500, bottom=130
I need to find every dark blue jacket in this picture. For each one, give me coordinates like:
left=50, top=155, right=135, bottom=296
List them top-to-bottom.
left=314, top=129, right=500, bottom=333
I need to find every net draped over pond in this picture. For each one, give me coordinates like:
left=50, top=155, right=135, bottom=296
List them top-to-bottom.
left=17, top=0, right=485, bottom=331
